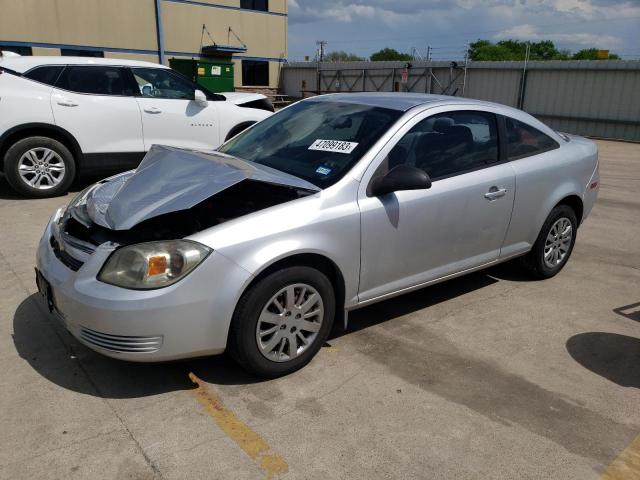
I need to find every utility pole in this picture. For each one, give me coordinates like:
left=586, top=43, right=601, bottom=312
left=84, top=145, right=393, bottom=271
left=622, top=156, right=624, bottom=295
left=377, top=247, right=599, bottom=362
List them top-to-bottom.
left=315, top=40, right=327, bottom=94
left=316, top=40, right=327, bottom=62
left=518, top=42, right=531, bottom=109
left=426, top=45, right=431, bottom=62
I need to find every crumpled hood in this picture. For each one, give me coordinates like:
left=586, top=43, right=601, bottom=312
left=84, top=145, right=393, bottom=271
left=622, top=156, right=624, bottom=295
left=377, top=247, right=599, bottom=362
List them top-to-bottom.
left=81, top=145, right=319, bottom=231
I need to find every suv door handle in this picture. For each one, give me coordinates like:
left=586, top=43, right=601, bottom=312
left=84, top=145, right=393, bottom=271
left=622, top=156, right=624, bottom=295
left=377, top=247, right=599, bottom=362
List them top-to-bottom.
left=56, top=98, right=78, bottom=107
left=144, top=107, right=162, bottom=114
left=484, top=187, right=507, bottom=200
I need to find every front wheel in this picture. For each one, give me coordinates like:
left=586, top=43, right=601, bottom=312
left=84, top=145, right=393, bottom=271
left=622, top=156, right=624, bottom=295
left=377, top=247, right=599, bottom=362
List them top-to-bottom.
left=3, top=136, right=76, bottom=198
left=521, top=204, right=578, bottom=279
left=228, top=266, right=335, bottom=378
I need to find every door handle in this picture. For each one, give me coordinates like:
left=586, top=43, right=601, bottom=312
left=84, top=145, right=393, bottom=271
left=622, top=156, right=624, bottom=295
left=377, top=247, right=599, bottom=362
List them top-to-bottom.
left=56, top=98, right=78, bottom=107
left=144, top=107, right=162, bottom=114
left=484, top=187, right=507, bottom=200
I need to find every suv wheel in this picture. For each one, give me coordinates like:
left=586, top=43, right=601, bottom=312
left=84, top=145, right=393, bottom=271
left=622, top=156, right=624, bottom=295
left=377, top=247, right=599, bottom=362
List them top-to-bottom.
left=4, top=136, right=76, bottom=198
left=521, top=204, right=578, bottom=279
left=229, top=266, right=335, bottom=378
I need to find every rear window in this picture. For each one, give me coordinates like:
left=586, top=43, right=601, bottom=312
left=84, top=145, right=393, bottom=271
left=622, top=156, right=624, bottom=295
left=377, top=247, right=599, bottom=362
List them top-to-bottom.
left=23, top=65, right=64, bottom=86
left=505, top=117, right=559, bottom=160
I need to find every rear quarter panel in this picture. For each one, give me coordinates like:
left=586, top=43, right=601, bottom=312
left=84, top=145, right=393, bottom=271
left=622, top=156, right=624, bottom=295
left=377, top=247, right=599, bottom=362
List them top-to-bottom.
left=0, top=74, right=55, bottom=138
left=501, top=137, right=598, bottom=257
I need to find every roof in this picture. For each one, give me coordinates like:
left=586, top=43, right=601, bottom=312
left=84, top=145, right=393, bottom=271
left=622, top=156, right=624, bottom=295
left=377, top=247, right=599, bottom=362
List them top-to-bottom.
left=0, top=55, right=168, bottom=73
left=307, top=92, right=486, bottom=112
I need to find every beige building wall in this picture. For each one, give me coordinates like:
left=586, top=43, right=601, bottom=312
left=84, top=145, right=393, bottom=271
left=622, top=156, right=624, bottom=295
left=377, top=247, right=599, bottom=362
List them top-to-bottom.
left=0, top=0, right=287, bottom=89
left=0, top=0, right=158, bottom=50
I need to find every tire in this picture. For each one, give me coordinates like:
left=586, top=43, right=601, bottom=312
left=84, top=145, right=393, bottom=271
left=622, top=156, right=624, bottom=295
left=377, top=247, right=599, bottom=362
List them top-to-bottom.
left=224, top=122, right=255, bottom=142
left=3, top=136, right=76, bottom=198
left=521, top=204, right=578, bottom=279
left=228, top=266, right=336, bottom=378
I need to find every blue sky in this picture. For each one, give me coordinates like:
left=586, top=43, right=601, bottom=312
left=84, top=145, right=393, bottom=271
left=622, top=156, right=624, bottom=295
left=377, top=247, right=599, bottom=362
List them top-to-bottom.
left=287, top=0, right=640, bottom=60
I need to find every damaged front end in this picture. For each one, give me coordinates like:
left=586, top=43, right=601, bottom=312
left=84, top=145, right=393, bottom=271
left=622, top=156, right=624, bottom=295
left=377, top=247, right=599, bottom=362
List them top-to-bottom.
left=52, top=145, right=319, bottom=271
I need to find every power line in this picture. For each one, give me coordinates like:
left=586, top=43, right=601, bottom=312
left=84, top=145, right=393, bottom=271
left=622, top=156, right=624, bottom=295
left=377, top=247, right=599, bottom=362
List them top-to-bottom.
left=321, top=15, right=640, bottom=46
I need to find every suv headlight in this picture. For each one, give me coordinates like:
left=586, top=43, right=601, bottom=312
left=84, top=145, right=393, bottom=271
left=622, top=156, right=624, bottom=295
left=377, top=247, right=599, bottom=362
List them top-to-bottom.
left=98, top=240, right=211, bottom=290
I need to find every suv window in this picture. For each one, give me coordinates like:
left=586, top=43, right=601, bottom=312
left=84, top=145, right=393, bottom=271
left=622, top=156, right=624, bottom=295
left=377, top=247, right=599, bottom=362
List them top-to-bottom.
left=24, top=66, right=64, bottom=86
left=56, top=66, right=132, bottom=95
left=131, top=68, right=195, bottom=100
left=386, top=111, right=499, bottom=180
left=505, top=117, right=559, bottom=160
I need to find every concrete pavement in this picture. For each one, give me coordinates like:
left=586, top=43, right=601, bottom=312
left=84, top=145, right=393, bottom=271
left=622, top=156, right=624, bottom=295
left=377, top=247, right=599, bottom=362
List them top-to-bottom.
left=0, top=140, right=638, bottom=479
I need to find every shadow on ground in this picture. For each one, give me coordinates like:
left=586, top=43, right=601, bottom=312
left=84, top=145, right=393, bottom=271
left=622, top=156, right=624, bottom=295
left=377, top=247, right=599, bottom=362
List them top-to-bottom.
left=15, top=267, right=504, bottom=399
left=613, top=302, right=640, bottom=323
left=566, top=332, right=640, bottom=388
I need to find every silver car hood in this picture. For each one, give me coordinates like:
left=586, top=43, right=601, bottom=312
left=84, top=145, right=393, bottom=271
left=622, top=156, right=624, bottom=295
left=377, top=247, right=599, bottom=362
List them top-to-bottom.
left=82, top=145, right=319, bottom=231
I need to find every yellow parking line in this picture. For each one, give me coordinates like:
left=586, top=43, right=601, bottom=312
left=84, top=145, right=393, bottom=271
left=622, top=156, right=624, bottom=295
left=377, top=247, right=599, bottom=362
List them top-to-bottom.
left=188, top=372, right=289, bottom=479
left=601, top=434, right=640, bottom=480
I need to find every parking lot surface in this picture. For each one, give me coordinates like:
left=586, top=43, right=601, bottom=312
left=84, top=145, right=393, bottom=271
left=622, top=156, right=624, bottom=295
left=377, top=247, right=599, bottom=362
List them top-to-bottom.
left=1, top=140, right=639, bottom=479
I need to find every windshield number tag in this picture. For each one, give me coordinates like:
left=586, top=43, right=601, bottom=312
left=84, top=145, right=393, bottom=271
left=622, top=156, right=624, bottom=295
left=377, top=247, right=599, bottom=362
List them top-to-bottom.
left=309, top=139, right=358, bottom=154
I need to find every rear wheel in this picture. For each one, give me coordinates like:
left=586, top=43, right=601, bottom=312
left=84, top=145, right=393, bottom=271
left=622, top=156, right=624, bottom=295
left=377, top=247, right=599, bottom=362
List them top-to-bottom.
left=3, top=136, right=75, bottom=198
left=521, top=204, right=577, bottom=279
left=228, top=266, right=335, bottom=378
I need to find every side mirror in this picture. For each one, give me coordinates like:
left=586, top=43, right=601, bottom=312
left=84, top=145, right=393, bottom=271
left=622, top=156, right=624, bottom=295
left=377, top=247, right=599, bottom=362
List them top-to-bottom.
left=194, top=89, right=208, bottom=107
left=370, top=164, right=431, bottom=197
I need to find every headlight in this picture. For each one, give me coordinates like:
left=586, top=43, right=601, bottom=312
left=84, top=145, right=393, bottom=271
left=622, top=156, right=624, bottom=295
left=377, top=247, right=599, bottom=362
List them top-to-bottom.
left=98, top=240, right=211, bottom=290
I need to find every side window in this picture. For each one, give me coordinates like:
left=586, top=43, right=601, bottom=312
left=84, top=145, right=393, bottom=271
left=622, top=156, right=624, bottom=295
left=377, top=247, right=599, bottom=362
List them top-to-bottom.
left=23, top=66, right=64, bottom=86
left=56, top=66, right=132, bottom=95
left=131, top=68, right=195, bottom=100
left=386, top=111, right=499, bottom=180
left=505, top=117, right=559, bottom=160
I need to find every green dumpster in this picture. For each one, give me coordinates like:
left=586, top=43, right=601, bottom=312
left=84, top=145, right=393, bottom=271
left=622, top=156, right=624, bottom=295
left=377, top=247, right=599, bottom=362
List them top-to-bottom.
left=169, top=58, right=235, bottom=93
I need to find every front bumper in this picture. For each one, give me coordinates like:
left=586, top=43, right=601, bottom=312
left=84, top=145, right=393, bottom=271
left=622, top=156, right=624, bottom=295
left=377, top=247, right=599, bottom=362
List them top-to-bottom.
left=35, top=210, right=252, bottom=362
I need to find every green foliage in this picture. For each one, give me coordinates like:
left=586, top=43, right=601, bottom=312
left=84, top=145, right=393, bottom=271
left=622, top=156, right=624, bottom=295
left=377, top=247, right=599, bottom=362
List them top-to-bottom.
left=468, top=40, right=618, bottom=61
left=370, top=48, right=412, bottom=62
left=572, top=48, right=620, bottom=60
left=324, top=50, right=365, bottom=62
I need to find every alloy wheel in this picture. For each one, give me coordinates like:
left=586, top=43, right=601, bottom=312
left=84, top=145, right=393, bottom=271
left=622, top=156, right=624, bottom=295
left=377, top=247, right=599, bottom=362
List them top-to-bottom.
left=18, top=147, right=66, bottom=190
left=543, top=217, right=572, bottom=268
left=256, top=283, right=324, bottom=362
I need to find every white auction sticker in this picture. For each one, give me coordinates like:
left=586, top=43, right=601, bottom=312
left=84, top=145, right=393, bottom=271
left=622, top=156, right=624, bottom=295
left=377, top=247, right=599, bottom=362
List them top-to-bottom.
left=308, top=139, right=358, bottom=154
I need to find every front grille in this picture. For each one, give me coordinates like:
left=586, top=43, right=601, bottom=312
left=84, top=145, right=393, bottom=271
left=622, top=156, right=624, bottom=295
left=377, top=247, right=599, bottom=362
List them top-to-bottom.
left=50, top=236, right=84, bottom=271
left=79, top=327, right=163, bottom=353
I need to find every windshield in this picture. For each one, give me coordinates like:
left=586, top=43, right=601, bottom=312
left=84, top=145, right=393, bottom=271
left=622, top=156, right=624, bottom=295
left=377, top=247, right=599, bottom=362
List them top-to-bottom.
left=218, top=100, right=402, bottom=188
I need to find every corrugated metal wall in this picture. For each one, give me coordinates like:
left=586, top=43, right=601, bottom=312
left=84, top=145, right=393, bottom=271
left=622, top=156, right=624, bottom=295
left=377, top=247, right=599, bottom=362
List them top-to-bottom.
left=281, top=60, right=640, bottom=141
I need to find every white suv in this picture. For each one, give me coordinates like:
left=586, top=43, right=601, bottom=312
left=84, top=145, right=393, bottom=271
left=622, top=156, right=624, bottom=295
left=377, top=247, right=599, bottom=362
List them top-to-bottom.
left=0, top=54, right=273, bottom=197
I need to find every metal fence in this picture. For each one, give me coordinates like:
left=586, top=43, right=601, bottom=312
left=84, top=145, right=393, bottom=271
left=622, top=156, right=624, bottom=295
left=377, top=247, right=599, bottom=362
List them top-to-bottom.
left=280, top=60, right=640, bottom=142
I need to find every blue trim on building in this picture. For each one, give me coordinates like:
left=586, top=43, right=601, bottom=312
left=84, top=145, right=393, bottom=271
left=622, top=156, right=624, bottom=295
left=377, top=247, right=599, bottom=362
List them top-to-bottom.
left=163, top=0, right=287, bottom=17
left=0, top=39, right=287, bottom=63
left=0, top=40, right=154, bottom=56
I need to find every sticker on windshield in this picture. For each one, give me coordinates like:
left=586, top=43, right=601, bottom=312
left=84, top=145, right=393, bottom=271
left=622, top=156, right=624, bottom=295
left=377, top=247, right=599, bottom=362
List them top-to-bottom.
left=309, top=139, right=358, bottom=154
left=315, top=166, right=332, bottom=175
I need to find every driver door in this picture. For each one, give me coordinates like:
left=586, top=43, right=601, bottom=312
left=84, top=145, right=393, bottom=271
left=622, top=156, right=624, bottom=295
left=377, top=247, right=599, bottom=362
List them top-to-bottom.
left=130, top=67, right=220, bottom=150
left=358, top=109, right=515, bottom=302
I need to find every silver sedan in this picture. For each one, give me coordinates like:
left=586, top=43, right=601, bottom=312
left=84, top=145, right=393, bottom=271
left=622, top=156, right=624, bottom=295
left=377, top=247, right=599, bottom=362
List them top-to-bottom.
left=35, top=93, right=599, bottom=377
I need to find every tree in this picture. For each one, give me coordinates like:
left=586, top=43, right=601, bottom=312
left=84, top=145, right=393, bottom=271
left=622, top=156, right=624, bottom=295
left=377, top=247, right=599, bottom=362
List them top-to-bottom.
left=468, top=39, right=619, bottom=61
left=468, top=39, right=569, bottom=61
left=370, top=48, right=412, bottom=62
left=572, top=48, right=620, bottom=60
left=324, top=50, right=364, bottom=62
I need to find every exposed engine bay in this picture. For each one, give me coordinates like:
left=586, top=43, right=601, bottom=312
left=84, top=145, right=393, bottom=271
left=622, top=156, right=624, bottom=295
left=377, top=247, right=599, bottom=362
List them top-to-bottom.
left=62, top=179, right=313, bottom=247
